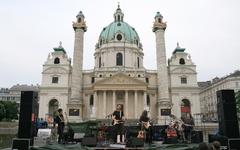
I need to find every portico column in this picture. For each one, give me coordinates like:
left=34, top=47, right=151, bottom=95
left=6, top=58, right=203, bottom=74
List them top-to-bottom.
left=103, top=90, right=106, bottom=117
left=125, top=90, right=128, bottom=118
left=134, top=90, right=138, bottom=118
left=93, top=91, right=97, bottom=118
left=113, top=91, right=116, bottom=112
left=144, top=91, right=147, bottom=110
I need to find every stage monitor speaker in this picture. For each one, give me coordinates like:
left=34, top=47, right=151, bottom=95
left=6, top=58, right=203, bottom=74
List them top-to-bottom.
left=217, top=90, right=239, bottom=138
left=18, top=91, right=38, bottom=145
left=191, top=130, right=203, bottom=143
left=208, top=134, right=228, bottom=147
left=81, top=137, right=97, bottom=147
left=126, top=137, right=144, bottom=147
left=12, top=138, right=30, bottom=150
left=228, top=138, right=240, bottom=150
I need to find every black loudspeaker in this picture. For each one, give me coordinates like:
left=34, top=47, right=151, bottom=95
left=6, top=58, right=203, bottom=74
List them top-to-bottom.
left=217, top=90, right=239, bottom=138
left=18, top=91, right=38, bottom=145
left=191, top=130, right=203, bottom=143
left=81, top=137, right=97, bottom=147
left=126, top=137, right=144, bottom=147
left=164, top=137, right=178, bottom=144
left=12, top=138, right=30, bottom=150
left=228, top=138, right=240, bottom=150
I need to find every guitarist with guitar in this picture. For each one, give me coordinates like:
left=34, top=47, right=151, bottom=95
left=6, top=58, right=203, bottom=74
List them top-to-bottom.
left=112, top=104, right=125, bottom=144
left=55, top=108, right=65, bottom=144
left=138, top=110, right=153, bottom=144
left=181, top=113, right=195, bottom=143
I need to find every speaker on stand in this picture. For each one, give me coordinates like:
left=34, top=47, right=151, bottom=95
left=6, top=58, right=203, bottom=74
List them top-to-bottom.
left=217, top=90, right=239, bottom=138
left=12, top=91, right=39, bottom=149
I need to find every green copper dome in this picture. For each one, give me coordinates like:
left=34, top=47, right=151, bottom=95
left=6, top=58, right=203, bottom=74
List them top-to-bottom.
left=98, top=5, right=140, bottom=46
left=99, top=21, right=140, bottom=43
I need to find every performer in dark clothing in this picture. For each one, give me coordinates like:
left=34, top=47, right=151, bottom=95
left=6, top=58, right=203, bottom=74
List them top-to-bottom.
left=112, top=104, right=125, bottom=144
left=55, top=108, right=65, bottom=144
left=139, top=110, right=153, bottom=144
left=181, top=113, right=194, bottom=143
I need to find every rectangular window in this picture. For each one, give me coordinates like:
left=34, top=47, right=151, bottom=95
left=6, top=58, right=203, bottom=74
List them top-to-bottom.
left=52, top=77, right=59, bottom=84
left=181, top=77, right=187, bottom=84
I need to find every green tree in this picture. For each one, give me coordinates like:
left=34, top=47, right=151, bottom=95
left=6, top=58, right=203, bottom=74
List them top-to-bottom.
left=236, top=90, right=240, bottom=119
left=4, top=101, right=18, bottom=121
left=0, top=102, right=6, bottom=121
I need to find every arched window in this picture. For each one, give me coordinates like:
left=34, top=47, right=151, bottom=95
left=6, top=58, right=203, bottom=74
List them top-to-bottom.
left=118, top=15, right=120, bottom=21
left=78, top=18, right=81, bottom=23
left=158, top=18, right=162, bottom=23
left=116, top=53, right=123, bottom=66
left=54, top=57, right=60, bottom=64
left=99, top=57, right=101, bottom=68
left=137, top=57, right=140, bottom=68
left=179, top=58, right=185, bottom=65
left=90, top=95, right=94, bottom=106
left=147, top=95, right=150, bottom=106
left=181, top=99, right=191, bottom=117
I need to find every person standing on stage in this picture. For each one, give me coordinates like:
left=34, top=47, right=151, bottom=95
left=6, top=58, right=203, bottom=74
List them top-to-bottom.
left=112, top=104, right=125, bottom=144
left=55, top=108, right=65, bottom=144
left=139, top=110, right=153, bottom=144
left=181, top=113, right=194, bottom=143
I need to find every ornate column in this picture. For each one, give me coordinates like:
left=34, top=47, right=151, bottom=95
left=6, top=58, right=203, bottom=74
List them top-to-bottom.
left=68, top=11, right=87, bottom=122
left=153, top=12, right=172, bottom=125
left=125, top=90, right=128, bottom=118
left=134, top=90, right=138, bottom=118
left=103, top=91, right=106, bottom=117
left=113, top=91, right=116, bottom=112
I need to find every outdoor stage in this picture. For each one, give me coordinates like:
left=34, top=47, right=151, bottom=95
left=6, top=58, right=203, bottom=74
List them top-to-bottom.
left=29, top=143, right=199, bottom=150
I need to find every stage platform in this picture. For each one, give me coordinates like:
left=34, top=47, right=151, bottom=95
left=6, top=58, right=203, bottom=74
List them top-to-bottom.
left=29, top=142, right=199, bottom=150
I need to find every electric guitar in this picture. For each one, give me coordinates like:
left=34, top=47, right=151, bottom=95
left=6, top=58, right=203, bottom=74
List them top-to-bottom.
left=112, top=119, right=125, bottom=125
left=140, top=119, right=155, bottom=129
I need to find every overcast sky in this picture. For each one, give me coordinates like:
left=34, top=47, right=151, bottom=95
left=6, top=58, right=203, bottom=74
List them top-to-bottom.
left=0, top=0, right=239, bottom=88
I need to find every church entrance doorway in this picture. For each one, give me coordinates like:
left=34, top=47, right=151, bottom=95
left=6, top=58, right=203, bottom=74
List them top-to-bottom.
left=48, top=99, right=59, bottom=117
left=181, top=99, right=191, bottom=117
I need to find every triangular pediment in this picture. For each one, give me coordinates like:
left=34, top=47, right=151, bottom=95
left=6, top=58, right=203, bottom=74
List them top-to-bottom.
left=94, top=73, right=147, bottom=86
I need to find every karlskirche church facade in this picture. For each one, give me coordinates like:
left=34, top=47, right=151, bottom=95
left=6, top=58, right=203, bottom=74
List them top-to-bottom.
left=39, top=5, right=200, bottom=124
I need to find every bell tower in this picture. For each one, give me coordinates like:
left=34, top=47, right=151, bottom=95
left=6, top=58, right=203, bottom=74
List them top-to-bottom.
left=68, top=11, right=87, bottom=122
left=153, top=12, right=172, bottom=125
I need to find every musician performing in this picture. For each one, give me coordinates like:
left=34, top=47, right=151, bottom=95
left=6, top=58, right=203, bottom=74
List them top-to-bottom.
left=112, top=104, right=125, bottom=144
left=55, top=108, right=65, bottom=144
left=138, top=110, right=153, bottom=144
left=181, top=113, right=194, bottom=143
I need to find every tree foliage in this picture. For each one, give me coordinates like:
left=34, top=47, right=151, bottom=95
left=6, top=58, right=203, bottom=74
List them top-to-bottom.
left=0, top=101, right=18, bottom=121
left=0, top=103, right=6, bottom=121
